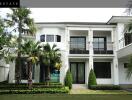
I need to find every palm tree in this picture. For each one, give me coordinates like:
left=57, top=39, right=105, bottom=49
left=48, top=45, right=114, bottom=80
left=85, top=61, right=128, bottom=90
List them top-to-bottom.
left=5, top=8, right=36, bottom=84
left=21, top=40, right=40, bottom=89
left=41, top=43, right=61, bottom=84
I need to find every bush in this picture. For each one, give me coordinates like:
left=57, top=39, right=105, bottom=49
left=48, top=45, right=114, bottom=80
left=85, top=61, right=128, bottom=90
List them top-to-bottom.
left=88, top=69, right=97, bottom=88
left=65, top=70, right=72, bottom=89
left=0, top=83, right=63, bottom=90
left=90, top=85, right=120, bottom=90
left=0, top=87, right=69, bottom=94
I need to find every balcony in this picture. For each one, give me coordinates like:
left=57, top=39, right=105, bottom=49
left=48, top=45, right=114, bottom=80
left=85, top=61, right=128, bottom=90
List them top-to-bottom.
left=93, top=42, right=113, bottom=54
left=70, top=49, right=89, bottom=54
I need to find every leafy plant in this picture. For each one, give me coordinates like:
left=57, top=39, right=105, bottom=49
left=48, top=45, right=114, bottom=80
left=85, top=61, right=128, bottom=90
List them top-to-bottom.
left=21, top=40, right=40, bottom=89
left=41, top=43, right=61, bottom=84
left=88, top=69, right=97, bottom=88
left=65, top=70, right=72, bottom=89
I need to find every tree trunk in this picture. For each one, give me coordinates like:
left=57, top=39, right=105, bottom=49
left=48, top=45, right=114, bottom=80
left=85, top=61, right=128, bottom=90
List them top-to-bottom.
left=15, top=22, right=22, bottom=84
left=28, top=61, right=32, bottom=89
left=46, top=66, right=50, bottom=86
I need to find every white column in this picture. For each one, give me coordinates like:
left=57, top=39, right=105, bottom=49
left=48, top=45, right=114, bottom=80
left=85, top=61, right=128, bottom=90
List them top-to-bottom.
left=60, top=27, right=69, bottom=84
left=113, top=28, right=119, bottom=85
left=89, top=29, right=93, bottom=69
left=113, top=57, right=119, bottom=85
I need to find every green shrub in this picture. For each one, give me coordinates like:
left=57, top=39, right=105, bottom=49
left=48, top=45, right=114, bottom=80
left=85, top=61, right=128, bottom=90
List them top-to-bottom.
left=88, top=69, right=97, bottom=88
left=65, top=70, right=72, bottom=89
left=0, top=84, right=63, bottom=90
left=90, top=85, right=120, bottom=90
left=0, top=87, right=69, bottom=94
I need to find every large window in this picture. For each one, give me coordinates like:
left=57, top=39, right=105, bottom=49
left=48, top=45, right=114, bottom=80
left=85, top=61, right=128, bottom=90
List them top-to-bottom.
left=70, top=37, right=86, bottom=50
left=93, top=37, right=106, bottom=51
left=94, top=62, right=111, bottom=78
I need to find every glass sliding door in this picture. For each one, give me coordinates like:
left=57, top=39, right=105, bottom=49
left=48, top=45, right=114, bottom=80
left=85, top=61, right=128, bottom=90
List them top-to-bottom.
left=70, top=62, right=85, bottom=84
left=70, top=63, right=77, bottom=83
left=78, top=63, right=85, bottom=83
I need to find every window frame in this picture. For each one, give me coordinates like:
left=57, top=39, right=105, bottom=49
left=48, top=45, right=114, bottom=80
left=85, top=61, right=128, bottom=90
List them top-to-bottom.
left=46, top=35, right=54, bottom=42
left=70, top=36, right=86, bottom=50
left=93, top=37, right=107, bottom=51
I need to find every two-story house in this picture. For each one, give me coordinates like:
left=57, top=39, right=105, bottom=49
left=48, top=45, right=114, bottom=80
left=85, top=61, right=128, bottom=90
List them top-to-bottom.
left=1, top=16, right=132, bottom=88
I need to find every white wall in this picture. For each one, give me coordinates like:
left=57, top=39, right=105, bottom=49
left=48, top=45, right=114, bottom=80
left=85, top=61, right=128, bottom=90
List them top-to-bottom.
left=0, top=59, right=9, bottom=82
left=118, top=61, right=132, bottom=84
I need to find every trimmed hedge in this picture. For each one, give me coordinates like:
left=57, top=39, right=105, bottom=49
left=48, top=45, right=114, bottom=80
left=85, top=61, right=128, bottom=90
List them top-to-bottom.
left=88, top=69, right=97, bottom=88
left=65, top=70, right=72, bottom=89
left=0, top=82, right=63, bottom=90
left=90, top=85, right=120, bottom=90
left=0, top=87, right=69, bottom=94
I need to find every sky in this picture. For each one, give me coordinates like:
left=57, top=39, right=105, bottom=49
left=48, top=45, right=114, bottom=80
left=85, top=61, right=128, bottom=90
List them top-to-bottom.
left=0, top=8, right=128, bottom=23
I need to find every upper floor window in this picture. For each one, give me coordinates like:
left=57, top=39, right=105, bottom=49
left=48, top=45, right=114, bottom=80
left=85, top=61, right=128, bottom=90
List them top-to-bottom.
left=40, top=34, right=61, bottom=42
left=40, top=35, right=45, bottom=42
left=46, top=35, right=54, bottom=42
left=56, top=35, right=61, bottom=42
left=70, top=37, right=86, bottom=50
left=93, top=37, right=106, bottom=51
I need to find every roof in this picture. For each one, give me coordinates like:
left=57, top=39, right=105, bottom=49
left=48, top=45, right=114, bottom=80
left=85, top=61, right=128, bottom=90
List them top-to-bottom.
left=107, top=16, right=132, bottom=24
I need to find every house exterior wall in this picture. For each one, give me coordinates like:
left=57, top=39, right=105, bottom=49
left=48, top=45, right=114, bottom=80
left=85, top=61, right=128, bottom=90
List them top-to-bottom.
left=1, top=16, right=132, bottom=86
left=118, top=60, right=132, bottom=84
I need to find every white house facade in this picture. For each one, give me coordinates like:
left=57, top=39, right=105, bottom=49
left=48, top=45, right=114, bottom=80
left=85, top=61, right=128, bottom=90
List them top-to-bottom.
left=1, top=16, right=132, bottom=87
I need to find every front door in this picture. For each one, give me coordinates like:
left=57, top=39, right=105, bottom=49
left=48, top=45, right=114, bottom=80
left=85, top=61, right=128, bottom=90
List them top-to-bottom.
left=70, top=62, right=85, bottom=84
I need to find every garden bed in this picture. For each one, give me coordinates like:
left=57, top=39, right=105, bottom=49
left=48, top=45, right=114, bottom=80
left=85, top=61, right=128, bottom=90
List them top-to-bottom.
left=0, top=82, right=69, bottom=94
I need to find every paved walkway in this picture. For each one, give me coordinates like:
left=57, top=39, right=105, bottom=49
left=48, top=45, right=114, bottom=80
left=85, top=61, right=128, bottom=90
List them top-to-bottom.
left=72, top=84, right=87, bottom=89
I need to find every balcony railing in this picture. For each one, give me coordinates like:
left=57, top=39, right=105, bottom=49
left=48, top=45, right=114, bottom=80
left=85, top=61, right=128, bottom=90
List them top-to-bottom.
left=93, top=42, right=113, bottom=54
left=70, top=49, right=89, bottom=54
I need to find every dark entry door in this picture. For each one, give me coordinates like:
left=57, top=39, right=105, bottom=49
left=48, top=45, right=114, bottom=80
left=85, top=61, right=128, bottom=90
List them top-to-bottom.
left=70, top=62, right=85, bottom=84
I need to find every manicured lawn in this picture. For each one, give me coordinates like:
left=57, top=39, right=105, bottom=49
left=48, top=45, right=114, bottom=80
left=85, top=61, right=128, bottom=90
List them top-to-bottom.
left=70, top=89, right=132, bottom=94
left=0, top=94, right=132, bottom=100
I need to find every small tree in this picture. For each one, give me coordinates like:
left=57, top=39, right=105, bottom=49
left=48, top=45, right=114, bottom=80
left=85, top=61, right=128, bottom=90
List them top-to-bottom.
left=21, top=40, right=40, bottom=89
left=88, top=69, right=97, bottom=88
left=65, top=70, right=72, bottom=89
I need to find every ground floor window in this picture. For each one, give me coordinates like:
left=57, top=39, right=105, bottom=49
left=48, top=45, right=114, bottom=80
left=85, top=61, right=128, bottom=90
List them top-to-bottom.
left=94, top=62, right=111, bottom=78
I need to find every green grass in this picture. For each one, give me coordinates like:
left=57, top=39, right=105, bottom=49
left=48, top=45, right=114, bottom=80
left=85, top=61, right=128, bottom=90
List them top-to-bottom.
left=70, top=89, right=132, bottom=94
left=0, top=94, right=132, bottom=100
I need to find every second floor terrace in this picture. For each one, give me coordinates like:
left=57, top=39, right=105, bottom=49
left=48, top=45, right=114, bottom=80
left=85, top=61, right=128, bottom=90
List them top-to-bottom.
left=69, top=30, right=114, bottom=55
